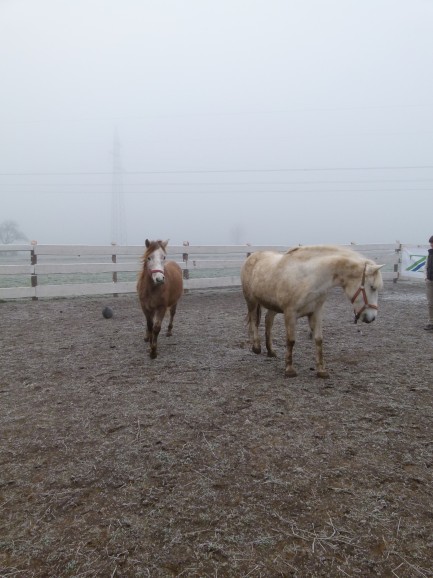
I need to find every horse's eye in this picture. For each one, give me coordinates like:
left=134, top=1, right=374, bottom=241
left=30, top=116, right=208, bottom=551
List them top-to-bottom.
left=163, top=256, right=166, bottom=260
left=147, top=257, right=152, bottom=261
left=370, top=285, right=376, bottom=291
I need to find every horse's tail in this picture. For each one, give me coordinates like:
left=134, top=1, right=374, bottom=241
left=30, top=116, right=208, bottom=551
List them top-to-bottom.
left=246, top=304, right=262, bottom=327
left=255, top=304, right=262, bottom=326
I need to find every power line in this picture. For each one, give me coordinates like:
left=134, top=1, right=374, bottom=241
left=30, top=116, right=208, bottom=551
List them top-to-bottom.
left=2, top=165, right=433, bottom=177
left=2, top=178, right=433, bottom=187
left=2, top=188, right=432, bottom=195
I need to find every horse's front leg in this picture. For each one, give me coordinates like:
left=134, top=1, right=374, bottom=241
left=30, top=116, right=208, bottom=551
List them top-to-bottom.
left=166, top=303, right=177, bottom=337
left=149, top=307, right=166, bottom=359
left=308, top=308, right=329, bottom=378
left=265, top=310, right=277, bottom=357
left=283, top=311, right=297, bottom=377
left=144, top=313, right=153, bottom=343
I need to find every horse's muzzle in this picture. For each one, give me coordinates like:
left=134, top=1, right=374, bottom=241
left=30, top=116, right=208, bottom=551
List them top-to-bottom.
left=359, top=310, right=377, bottom=324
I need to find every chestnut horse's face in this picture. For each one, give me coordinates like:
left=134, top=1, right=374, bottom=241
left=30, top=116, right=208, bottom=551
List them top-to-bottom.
left=145, top=239, right=167, bottom=285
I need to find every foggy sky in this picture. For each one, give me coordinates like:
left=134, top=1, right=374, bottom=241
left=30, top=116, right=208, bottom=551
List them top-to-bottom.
left=1, top=0, right=433, bottom=247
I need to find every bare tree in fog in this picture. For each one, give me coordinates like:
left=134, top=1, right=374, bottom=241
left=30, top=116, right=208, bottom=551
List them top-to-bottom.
left=0, top=220, right=28, bottom=244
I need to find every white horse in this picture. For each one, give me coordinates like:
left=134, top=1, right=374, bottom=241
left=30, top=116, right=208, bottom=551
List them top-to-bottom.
left=240, top=245, right=384, bottom=378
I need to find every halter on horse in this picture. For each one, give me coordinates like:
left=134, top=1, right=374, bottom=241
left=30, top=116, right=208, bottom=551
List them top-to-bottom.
left=351, top=263, right=379, bottom=324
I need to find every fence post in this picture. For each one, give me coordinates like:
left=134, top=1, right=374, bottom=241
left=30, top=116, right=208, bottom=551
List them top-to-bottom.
left=30, top=240, right=38, bottom=300
left=182, top=241, right=190, bottom=280
left=394, top=241, right=401, bottom=283
left=111, top=242, right=118, bottom=297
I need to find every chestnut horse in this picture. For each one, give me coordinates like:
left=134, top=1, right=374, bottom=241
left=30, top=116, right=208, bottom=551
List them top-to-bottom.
left=137, top=239, right=183, bottom=358
left=241, top=245, right=384, bottom=378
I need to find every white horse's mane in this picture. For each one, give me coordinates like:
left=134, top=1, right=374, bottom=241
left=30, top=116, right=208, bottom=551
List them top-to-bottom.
left=285, top=244, right=363, bottom=260
left=287, top=244, right=355, bottom=254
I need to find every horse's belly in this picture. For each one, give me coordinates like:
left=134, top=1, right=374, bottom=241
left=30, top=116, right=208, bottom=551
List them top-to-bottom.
left=246, top=282, right=285, bottom=313
left=254, top=283, right=315, bottom=317
left=255, top=294, right=284, bottom=314
left=297, top=303, right=316, bottom=317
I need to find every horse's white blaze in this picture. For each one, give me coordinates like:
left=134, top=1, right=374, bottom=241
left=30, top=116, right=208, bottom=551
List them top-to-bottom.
left=147, top=246, right=166, bottom=284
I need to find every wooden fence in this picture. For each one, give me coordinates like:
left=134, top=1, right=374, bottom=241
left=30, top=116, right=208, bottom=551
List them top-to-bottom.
left=0, top=242, right=403, bottom=300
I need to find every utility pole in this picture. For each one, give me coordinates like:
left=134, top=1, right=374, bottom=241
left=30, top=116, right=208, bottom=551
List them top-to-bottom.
left=111, top=129, right=127, bottom=246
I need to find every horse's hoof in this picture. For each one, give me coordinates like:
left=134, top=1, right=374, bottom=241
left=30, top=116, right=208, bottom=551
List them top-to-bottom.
left=166, top=331, right=172, bottom=337
left=144, top=337, right=150, bottom=342
left=252, top=346, right=261, bottom=354
left=149, top=350, right=157, bottom=359
left=267, top=350, right=277, bottom=358
left=285, top=368, right=297, bottom=378
left=317, top=370, right=330, bottom=379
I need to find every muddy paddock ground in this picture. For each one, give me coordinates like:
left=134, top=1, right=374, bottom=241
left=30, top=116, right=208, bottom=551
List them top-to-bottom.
left=1, top=281, right=432, bottom=577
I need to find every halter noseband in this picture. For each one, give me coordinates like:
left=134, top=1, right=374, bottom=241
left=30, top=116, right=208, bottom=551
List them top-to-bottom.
left=351, top=263, right=378, bottom=324
left=149, top=268, right=165, bottom=276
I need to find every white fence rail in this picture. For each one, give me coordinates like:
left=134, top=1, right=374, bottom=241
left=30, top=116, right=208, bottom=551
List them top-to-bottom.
left=0, top=242, right=407, bottom=300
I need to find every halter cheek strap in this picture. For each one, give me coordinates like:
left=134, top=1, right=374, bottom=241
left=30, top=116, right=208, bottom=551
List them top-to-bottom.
left=351, top=263, right=378, bottom=324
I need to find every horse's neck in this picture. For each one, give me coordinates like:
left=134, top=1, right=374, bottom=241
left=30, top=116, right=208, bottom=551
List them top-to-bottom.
left=312, top=262, right=339, bottom=292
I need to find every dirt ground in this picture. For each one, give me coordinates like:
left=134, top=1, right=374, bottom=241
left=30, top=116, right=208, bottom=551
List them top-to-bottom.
left=1, top=281, right=432, bottom=578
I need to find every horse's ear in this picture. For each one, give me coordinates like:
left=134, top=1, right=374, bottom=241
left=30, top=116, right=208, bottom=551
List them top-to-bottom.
left=145, top=239, right=150, bottom=248
left=161, top=239, right=169, bottom=250
left=367, top=263, right=385, bottom=275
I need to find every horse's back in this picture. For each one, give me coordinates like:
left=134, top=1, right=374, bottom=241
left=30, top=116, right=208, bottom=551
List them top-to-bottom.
left=241, top=248, right=331, bottom=313
left=241, top=251, right=283, bottom=278
left=165, top=261, right=183, bottom=303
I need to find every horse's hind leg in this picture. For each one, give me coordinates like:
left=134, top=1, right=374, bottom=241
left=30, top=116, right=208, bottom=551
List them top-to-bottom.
left=166, top=303, right=177, bottom=337
left=308, top=308, right=329, bottom=378
left=265, top=310, right=277, bottom=357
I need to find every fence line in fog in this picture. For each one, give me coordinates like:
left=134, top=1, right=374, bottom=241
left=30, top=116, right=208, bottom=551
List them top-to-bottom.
left=0, top=242, right=404, bottom=300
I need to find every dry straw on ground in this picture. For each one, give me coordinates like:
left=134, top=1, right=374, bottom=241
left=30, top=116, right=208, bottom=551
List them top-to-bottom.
left=1, top=282, right=432, bottom=577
